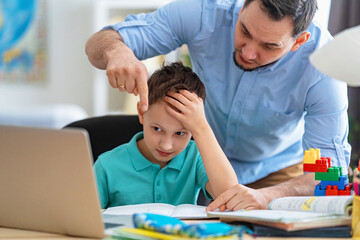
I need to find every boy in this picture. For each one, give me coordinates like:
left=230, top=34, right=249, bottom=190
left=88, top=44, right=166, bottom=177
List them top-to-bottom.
left=94, top=62, right=237, bottom=209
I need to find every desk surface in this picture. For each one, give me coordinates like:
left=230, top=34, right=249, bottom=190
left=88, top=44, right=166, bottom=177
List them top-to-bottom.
left=0, top=227, right=353, bottom=240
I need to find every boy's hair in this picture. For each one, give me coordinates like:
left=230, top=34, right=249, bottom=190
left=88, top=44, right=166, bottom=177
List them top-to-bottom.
left=243, top=0, right=317, bottom=38
left=148, top=62, right=206, bottom=106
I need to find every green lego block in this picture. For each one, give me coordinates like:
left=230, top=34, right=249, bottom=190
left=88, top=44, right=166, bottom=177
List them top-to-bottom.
left=315, top=167, right=341, bottom=181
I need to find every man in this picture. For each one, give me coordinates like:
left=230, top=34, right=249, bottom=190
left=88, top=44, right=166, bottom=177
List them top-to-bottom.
left=85, top=0, right=351, bottom=210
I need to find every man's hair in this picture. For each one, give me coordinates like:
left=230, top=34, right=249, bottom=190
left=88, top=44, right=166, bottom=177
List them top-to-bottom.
left=243, top=0, right=317, bottom=37
left=148, top=62, right=206, bottom=106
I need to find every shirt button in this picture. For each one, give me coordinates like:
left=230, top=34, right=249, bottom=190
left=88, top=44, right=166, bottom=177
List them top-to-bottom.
left=156, top=181, right=160, bottom=186
left=156, top=195, right=161, bottom=200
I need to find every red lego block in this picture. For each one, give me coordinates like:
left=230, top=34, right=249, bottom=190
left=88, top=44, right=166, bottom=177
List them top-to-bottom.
left=303, top=157, right=331, bottom=172
left=315, top=157, right=331, bottom=170
left=303, top=163, right=316, bottom=172
left=339, top=184, right=352, bottom=195
left=325, top=185, right=339, bottom=196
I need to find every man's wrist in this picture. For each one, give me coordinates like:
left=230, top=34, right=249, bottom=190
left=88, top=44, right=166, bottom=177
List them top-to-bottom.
left=104, top=42, right=124, bottom=63
left=258, top=187, right=278, bottom=208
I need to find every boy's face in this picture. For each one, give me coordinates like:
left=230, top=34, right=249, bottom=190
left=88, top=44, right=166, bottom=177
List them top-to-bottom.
left=137, top=100, right=192, bottom=167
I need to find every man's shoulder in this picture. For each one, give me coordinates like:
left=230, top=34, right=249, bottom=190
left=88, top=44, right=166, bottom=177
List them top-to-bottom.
left=171, top=0, right=240, bottom=16
left=203, top=0, right=241, bottom=17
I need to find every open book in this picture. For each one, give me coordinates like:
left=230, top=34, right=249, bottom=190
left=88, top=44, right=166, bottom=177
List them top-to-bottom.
left=207, top=196, right=353, bottom=231
left=102, top=203, right=208, bottom=219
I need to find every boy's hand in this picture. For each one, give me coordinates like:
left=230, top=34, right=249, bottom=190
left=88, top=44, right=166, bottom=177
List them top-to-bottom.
left=164, top=90, right=208, bottom=134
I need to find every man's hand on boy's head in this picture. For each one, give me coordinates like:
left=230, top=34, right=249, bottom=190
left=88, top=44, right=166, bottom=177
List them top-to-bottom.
left=164, top=90, right=208, bottom=133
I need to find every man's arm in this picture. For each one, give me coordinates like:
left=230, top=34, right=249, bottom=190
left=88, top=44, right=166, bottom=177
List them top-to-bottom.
left=85, top=0, right=203, bottom=114
left=85, top=29, right=149, bottom=113
left=85, top=29, right=123, bottom=70
left=165, top=90, right=238, bottom=198
left=207, top=172, right=317, bottom=211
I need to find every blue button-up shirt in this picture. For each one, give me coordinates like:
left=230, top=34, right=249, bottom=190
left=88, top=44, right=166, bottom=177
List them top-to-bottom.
left=105, top=0, right=351, bottom=184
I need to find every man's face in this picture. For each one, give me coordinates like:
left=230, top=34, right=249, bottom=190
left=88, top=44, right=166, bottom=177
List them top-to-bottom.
left=234, top=0, right=297, bottom=71
left=138, top=100, right=192, bottom=168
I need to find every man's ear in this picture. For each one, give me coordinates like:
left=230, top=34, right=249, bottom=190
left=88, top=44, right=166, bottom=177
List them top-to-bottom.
left=291, top=31, right=310, bottom=52
left=137, top=102, right=144, bottom=125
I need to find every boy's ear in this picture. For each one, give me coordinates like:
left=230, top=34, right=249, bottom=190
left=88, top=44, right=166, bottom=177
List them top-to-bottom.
left=291, top=31, right=310, bottom=52
left=137, top=102, right=144, bottom=125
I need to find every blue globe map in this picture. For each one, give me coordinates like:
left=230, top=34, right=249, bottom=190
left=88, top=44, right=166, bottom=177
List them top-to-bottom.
left=0, top=0, right=37, bottom=71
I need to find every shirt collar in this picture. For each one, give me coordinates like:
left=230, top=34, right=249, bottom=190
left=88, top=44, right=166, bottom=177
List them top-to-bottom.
left=128, top=132, right=154, bottom=171
left=164, top=150, right=185, bottom=171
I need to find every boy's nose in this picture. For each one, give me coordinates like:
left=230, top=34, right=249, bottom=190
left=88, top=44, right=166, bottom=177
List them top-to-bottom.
left=159, top=137, right=172, bottom=151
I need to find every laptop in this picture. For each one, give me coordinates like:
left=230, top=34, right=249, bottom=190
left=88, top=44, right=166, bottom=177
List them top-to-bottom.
left=0, top=125, right=122, bottom=238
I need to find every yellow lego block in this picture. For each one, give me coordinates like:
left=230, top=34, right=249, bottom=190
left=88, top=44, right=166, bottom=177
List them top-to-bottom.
left=303, top=148, right=320, bottom=164
left=315, top=148, right=321, bottom=160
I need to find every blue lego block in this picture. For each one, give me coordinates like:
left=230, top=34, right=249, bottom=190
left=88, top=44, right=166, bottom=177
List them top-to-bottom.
left=320, top=175, right=349, bottom=190
left=314, top=183, right=326, bottom=196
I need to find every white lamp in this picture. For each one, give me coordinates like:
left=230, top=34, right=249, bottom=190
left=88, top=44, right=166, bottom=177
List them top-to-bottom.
left=310, top=25, right=360, bottom=86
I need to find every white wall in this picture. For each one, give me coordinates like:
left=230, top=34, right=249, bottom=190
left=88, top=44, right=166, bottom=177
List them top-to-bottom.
left=0, top=0, right=95, bottom=116
left=314, top=0, right=332, bottom=29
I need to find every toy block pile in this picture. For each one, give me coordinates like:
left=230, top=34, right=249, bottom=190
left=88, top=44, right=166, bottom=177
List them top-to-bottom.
left=303, top=148, right=352, bottom=196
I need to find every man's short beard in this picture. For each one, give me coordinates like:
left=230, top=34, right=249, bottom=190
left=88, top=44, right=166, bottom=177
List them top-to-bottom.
left=233, top=51, right=278, bottom=72
left=233, top=52, right=256, bottom=72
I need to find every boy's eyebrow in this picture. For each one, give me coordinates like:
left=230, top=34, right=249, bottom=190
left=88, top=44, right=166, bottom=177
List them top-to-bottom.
left=150, top=122, right=188, bottom=132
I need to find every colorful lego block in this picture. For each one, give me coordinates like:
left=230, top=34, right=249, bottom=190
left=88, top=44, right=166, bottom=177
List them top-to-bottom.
left=303, top=148, right=320, bottom=164
left=303, top=148, right=350, bottom=197
left=303, top=157, right=331, bottom=172
left=316, top=157, right=331, bottom=168
left=303, top=163, right=316, bottom=172
left=315, top=167, right=342, bottom=181
left=320, top=175, right=348, bottom=190
left=314, top=183, right=326, bottom=196
left=325, top=185, right=339, bottom=196
left=338, top=185, right=352, bottom=195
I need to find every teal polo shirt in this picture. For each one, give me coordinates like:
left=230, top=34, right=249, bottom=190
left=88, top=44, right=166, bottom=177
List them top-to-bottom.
left=94, top=132, right=210, bottom=209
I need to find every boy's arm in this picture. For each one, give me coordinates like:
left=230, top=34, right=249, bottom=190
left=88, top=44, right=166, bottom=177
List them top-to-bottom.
left=164, top=90, right=238, bottom=199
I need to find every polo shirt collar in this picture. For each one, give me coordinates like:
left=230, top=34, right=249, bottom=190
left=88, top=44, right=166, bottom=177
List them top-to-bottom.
left=128, top=132, right=185, bottom=172
left=128, top=132, right=154, bottom=171
left=164, top=150, right=185, bottom=171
